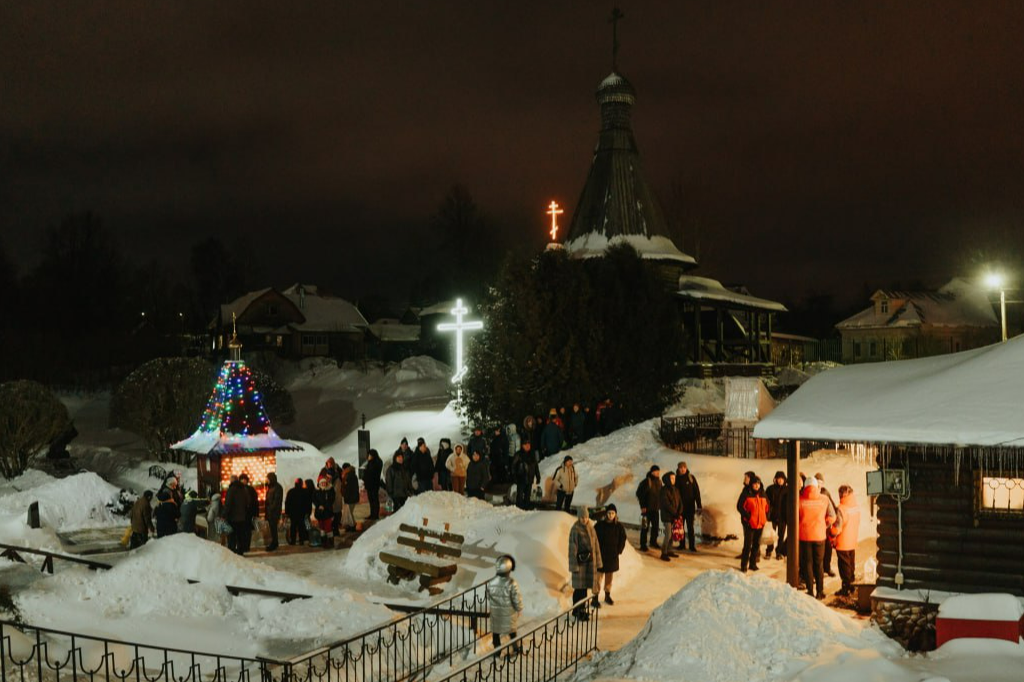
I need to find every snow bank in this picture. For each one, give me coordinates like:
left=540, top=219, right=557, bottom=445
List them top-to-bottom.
left=286, top=356, right=451, bottom=404
left=0, top=471, right=123, bottom=531
left=342, top=492, right=642, bottom=620
left=14, top=534, right=392, bottom=655
left=584, top=570, right=898, bottom=682
left=938, top=593, right=1024, bottom=621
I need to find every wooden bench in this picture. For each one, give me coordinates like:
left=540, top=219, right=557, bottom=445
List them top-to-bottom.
left=379, top=519, right=465, bottom=595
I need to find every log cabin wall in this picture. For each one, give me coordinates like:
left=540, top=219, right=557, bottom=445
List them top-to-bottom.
left=876, top=450, right=1024, bottom=596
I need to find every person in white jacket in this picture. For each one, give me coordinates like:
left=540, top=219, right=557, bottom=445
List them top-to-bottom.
left=446, top=444, right=470, bottom=495
left=552, top=456, right=578, bottom=513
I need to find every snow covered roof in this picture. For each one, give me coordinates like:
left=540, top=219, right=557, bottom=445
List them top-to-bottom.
left=565, top=233, right=697, bottom=266
left=675, top=276, right=787, bottom=312
left=836, top=278, right=997, bottom=330
left=219, top=284, right=369, bottom=333
left=368, top=320, right=421, bottom=343
left=754, top=337, right=1024, bottom=447
left=171, top=431, right=303, bottom=456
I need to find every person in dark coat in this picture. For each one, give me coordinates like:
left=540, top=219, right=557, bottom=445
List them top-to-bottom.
left=569, top=403, right=586, bottom=446
left=582, top=405, right=598, bottom=441
left=540, top=410, right=563, bottom=459
left=521, top=415, right=538, bottom=455
left=489, top=426, right=509, bottom=483
left=467, top=427, right=489, bottom=464
left=394, top=437, right=413, bottom=472
left=412, top=438, right=434, bottom=494
left=435, top=439, right=453, bottom=491
left=510, top=441, right=540, bottom=510
left=362, top=450, right=384, bottom=519
left=465, top=451, right=491, bottom=499
left=385, top=452, right=413, bottom=511
left=319, top=457, right=341, bottom=485
left=674, top=462, right=702, bottom=552
left=341, top=463, right=360, bottom=529
left=635, top=466, right=662, bottom=551
left=765, top=471, right=788, bottom=560
left=264, top=472, right=284, bottom=551
left=658, top=472, right=682, bottom=562
left=815, top=472, right=839, bottom=577
left=241, top=474, right=259, bottom=554
left=312, top=476, right=336, bottom=548
left=223, top=477, right=251, bottom=555
left=741, top=477, right=769, bottom=572
left=285, top=478, right=309, bottom=545
left=302, top=478, right=315, bottom=526
left=129, top=490, right=155, bottom=548
left=154, top=490, right=180, bottom=538
left=179, top=490, right=200, bottom=534
left=594, top=504, right=627, bottom=605
left=568, top=505, right=602, bottom=620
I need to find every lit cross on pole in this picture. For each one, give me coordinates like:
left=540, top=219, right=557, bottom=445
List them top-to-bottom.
left=547, top=200, right=563, bottom=242
left=437, top=298, right=484, bottom=400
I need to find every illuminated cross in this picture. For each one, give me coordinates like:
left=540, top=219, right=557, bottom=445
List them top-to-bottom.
left=547, top=200, right=564, bottom=241
left=437, top=298, right=484, bottom=395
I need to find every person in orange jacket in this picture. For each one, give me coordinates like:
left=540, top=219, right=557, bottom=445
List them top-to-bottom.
left=798, top=476, right=835, bottom=600
left=740, top=477, right=769, bottom=572
left=833, top=485, right=861, bottom=596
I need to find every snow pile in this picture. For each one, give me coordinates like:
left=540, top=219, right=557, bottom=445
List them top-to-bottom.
left=285, top=356, right=450, bottom=404
left=776, top=367, right=811, bottom=387
left=663, top=378, right=725, bottom=417
left=537, top=422, right=877, bottom=543
left=0, top=471, right=123, bottom=531
left=342, top=492, right=642, bottom=621
left=14, top=534, right=392, bottom=655
left=586, top=570, right=898, bottom=682
left=938, top=593, right=1024, bottom=621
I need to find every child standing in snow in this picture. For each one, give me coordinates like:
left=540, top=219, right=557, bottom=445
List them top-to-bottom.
left=486, top=555, right=524, bottom=653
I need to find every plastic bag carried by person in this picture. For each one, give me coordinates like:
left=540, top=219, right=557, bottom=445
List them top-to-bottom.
left=761, top=523, right=776, bottom=546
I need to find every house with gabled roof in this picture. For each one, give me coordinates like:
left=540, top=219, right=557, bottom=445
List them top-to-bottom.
left=836, top=278, right=999, bottom=363
left=214, top=283, right=368, bottom=360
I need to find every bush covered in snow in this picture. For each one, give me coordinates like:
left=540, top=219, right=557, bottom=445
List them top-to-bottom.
left=0, top=380, right=71, bottom=478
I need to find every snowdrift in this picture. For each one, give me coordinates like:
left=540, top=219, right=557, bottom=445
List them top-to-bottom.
left=0, top=471, right=123, bottom=531
left=342, top=492, right=642, bottom=621
left=14, top=534, right=393, bottom=655
left=582, top=570, right=898, bottom=682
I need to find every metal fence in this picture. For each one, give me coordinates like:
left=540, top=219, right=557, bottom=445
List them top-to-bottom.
left=659, top=414, right=782, bottom=459
left=1, top=581, right=491, bottom=682
left=432, top=597, right=599, bottom=682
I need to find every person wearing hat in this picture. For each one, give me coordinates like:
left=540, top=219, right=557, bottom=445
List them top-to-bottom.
left=540, top=409, right=563, bottom=460
left=489, top=426, right=510, bottom=484
left=467, top=428, right=489, bottom=466
left=394, top=438, right=412, bottom=473
left=412, top=438, right=435, bottom=495
left=435, top=438, right=454, bottom=491
left=510, top=440, right=540, bottom=510
left=446, top=444, right=470, bottom=495
left=362, top=450, right=384, bottom=520
left=385, top=451, right=413, bottom=511
left=552, top=456, right=578, bottom=513
left=674, top=462, right=702, bottom=552
left=635, top=465, right=662, bottom=551
left=765, top=471, right=789, bottom=560
left=264, top=472, right=283, bottom=551
left=658, top=472, right=683, bottom=562
left=815, top=472, right=839, bottom=577
left=223, top=475, right=252, bottom=555
left=798, top=475, right=835, bottom=599
left=313, top=476, right=337, bottom=548
left=285, top=477, right=309, bottom=544
left=740, top=477, right=769, bottom=572
left=833, top=485, right=861, bottom=597
left=154, top=489, right=180, bottom=539
left=179, top=489, right=201, bottom=535
left=129, top=490, right=155, bottom=549
left=595, top=504, right=627, bottom=604
left=568, top=506, right=602, bottom=619
left=486, top=555, right=524, bottom=652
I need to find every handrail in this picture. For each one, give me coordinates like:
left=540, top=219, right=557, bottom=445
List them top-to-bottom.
left=0, top=542, right=113, bottom=572
left=432, top=596, right=599, bottom=682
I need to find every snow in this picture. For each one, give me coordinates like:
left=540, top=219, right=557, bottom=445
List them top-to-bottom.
left=564, top=232, right=697, bottom=265
left=676, top=275, right=788, bottom=312
left=754, top=337, right=1024, bottom=446
left=320, top=403, right=467, bottom=468
left=0, top=471, right=123, bottom=532
left=341, top=492, right=642, bottom=620
left=938, top=594, right=1024, bottom=621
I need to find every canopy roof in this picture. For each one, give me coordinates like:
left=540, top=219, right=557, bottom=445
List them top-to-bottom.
left=675, top=275, right=787, bottom=313
left=754, top=337, right=1024, bottom=447
left=171, top=432, right=302, bottom=456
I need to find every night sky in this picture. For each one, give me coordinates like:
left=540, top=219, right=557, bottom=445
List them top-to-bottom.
left=4, top=2, right=1024, bottom=308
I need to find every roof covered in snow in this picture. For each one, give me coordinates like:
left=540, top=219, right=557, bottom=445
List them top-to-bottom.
left=564, top=233, right=697, bottom=265
left=675, top=275, right=787, bottom=312
left=836, top=278, right=998, bottom=330
left=219, top=284, right=369, bottom=334
left=368, top=320, right=421, bottom=342
left=754, top=337, right=1024, bottom=447
left=171, top=431, right=303, bottom=455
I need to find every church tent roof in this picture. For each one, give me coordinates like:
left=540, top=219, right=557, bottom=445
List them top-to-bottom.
left=676, top=275, right=787, bottom=312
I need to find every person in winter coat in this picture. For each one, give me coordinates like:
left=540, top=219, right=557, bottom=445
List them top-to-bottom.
left=568, top=403, right=586, bottom=446
left=583, top=405, right=598, bottom=441
left=540, top=410, right=563, bottom=459
left=521, top=415, right=538, bottom=455
left=506, top=423, right=521, bottom=458
left=489, top=426, right=510, bottom=483
left=467, top=427, right=489, bottom=464
left=394, top=438, right=413, bottom=472
left=412, top=438, right=434, bottom=494
left=435, top=439, right=453, bottom=491
left=511, top=441, right=540, bottom=510
left=446, top=444, right=470, bottom=495
left=362, top=450, right=384, bottom=519
left=465, top=451, right=491, bottom=499
left=385, top=452, right=413, bottom=510
left=552, top=456, right=578, bottom=513
left=320, top=457, right=341, bottom=485
left=674, top=462, right=702, bottom=552
left=341, top=463, right=360, bottom=530
left=635, top=466, right=662, bottom=551
left=734, top=470, right=755, bottom=560
left=264, top=471, right=283, bottom=551
left=765, top=471, right=788, bottom=560
left=159, top=472, right=184, bottom=509
left=658, top=472, right=683, bottom=562
left=815, top=472, right=839, bottom=577
left=241, top=474, right=259, bottom=554
left=331, top=475, right=344, bottom=538
left=312, top=476, right=336, bottom=547
left=223, top=477, right=251, bottom=555
left=740, top=477, right=769, bottom=572
left=798, top=477, right=835, bottom=599
left=285, top=478, right=309, bottom=545
left=302, top=478, right=315, bottom=526
left=833, top=485, right=861, bottom=596
left=129, top=490, right=155, bottom=548
left=154, top=490, right=180, bottom=538
left=179, top=490, right=200, bottom=534
left=206, top=490, right=223, bottom=544
left=595, top=503, right=627, bottom=605
left=568, top=505, right=602, bottom=620
left=486, top=555, right=524, bottom=652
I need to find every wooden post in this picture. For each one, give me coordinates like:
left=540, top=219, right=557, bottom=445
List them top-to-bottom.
left=786, top=440, right=801, bottom=587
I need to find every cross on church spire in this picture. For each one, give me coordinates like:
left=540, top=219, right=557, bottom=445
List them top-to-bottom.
left=609, top=7, right=625, bottom=71
left=547, top=200, right=564, bottom=241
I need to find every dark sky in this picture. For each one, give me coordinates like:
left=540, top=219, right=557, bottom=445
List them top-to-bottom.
left=4, top=1, right=1024, bottom=307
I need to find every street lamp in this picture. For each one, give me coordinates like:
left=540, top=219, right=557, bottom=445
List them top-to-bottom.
left=984, top=273, right=1007, bottom=342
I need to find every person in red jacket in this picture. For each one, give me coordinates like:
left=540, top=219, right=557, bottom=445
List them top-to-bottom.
left=798, top=476, right=835, bottom=600
left=740, top=477, right=769, bottom=572
left=833, top=485, right=861, bottom=596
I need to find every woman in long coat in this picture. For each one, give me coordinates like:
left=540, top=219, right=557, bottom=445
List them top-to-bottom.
left=567, top=505, right=602, bottom=620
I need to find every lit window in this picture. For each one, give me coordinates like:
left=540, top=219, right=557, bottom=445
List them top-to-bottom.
left=276, top=335, right=283, bottom=347
left=979, top=476, right=1024, bottom=515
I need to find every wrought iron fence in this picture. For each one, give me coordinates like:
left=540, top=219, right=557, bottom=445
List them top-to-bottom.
left=659, top=414, right=783, bottom=459
left=1, top=580, right=491, bottom=682
left=432, top=597, right=599, bottom=682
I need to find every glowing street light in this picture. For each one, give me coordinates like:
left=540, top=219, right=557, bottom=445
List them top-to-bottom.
left=984, top=272, right=1007, bottom=342
left=437, top=298, right=483, bottom=399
